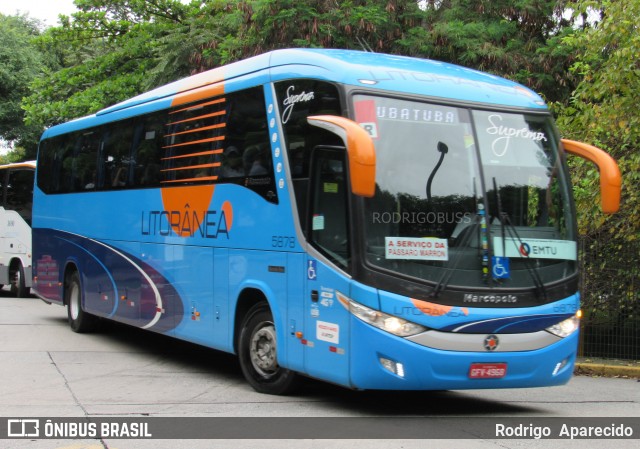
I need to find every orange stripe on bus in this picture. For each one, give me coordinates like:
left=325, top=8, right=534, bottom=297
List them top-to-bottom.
left=171, top=82, right=225, bottom=107
left=170, top=98, right=226, bottom=115
left=166, top=110, right=225, bottom=126
left=165, top=123, right=226, bottom=138
left=162, top=136, right=225, bottom=149
left=162, top=150, right=223, bottom=161
left=161, top=163, right=219, bottom=172
left=161, top=176, right=219, bottom=184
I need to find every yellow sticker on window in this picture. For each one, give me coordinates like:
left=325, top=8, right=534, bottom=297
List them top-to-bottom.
left=323, top=182, right=338, bottom=193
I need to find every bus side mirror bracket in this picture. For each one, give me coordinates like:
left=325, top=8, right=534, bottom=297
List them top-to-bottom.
left=307, top=115, right=376, bottom=197
left=561, top=139, right=621, bottom=214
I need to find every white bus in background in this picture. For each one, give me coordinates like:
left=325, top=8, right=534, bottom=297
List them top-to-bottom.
left=0, top=161, right=35, bottom=297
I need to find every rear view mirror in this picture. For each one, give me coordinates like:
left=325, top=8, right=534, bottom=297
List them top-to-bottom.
left=307, top=115, right=376, bottom=197
left=561, top=139, right=621, bottom=214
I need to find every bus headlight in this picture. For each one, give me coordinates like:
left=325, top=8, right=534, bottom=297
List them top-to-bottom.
left=337, top=292, right=427, bottom=337
left=545, top=314, right=580, bottom=338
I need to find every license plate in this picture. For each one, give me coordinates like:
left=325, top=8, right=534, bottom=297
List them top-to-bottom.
left=468, top=363, right=507, bottom=379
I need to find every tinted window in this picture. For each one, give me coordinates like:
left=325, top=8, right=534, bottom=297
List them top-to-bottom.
left=274, top=80, right=343, bottom=229
left=37, top=87, right=277, bottom=203
left=309, top=148, right=350, bottom=270
left=5, top=169, right=34, bottom=225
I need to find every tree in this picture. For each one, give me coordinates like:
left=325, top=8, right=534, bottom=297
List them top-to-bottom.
left=22, top=0, right=189, bottom=135
left=148, top=0, right=426, bottom=75
left=151, top=0, right=578, bottom=104
left=410, top=0, right=579, bottom=103
left=555, top=0, right=640, bottom=345
left=556, top=0, right=640, bottom=239
left=23, top=1, right=580, bottom=132
left=0, top=14, right=46, bottom=157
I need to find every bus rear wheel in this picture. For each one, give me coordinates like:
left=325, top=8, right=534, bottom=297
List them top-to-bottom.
left=65, top=271, right=98, bottom=333
left=238, top=302, right=299, bottom=395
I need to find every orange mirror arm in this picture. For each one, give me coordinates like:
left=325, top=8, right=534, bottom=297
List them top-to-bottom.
left=307, top=115, right=377, bottom=197
left=561, top=139, right=621, bottom=214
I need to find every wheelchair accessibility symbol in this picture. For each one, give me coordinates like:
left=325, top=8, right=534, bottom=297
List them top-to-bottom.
left=492, top=256, right=510, bottom=279
left=307, top=260, right=317, bottom=280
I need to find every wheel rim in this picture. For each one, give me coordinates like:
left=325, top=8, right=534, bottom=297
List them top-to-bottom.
left=10, top=267, right=20, bottom=290
left=69, top=283, right=80, bottom=320
left=249, top=322, right=279, bottom=377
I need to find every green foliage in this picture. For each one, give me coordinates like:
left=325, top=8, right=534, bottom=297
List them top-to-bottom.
left=21, top=0, right=581, bottom=132
left=22, top=0, right=189, bottom=137
left=408, top=0, right=579, bottom=102
left=556, top=0, right=640, bottom=241
left=553, top=1, right=640, bottom=357
left=0, top=13, right=47, bottom=155
left=23, top=30, right=157, bottom=128
left=0, top=146, right=27, bottom=165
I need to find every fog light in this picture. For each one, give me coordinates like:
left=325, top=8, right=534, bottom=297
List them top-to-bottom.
left=380, top=357, right=405, bottom=378
left=552, top=357, right=569, bottom=376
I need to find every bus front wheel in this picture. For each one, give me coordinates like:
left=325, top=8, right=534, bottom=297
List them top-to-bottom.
left=65, top=271, right=98, bottom=333
left=238, top=302, right=299, bottom=395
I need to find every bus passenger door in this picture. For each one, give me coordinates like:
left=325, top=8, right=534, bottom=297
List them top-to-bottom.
left=302, top=146, right=352, bottom=387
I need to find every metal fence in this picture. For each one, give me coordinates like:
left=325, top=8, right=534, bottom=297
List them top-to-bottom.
left=578, top=236, right=640, bottom=360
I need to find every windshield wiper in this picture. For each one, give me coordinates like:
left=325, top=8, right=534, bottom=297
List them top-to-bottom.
left=426, top=142, right=448, bottom=202
left=492, top=177, right=548, bottom=302
left=430, top=212, right=480, bottom=298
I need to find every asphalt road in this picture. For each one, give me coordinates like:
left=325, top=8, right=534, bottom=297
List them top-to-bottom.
left=0, top=291, right=638, bottom=449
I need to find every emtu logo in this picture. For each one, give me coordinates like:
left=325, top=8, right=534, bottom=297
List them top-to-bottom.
left=519, top=242, right=531, bottom=257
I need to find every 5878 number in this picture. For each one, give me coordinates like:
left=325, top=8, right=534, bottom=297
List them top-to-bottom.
left=272, top=236, right=296, bottom=248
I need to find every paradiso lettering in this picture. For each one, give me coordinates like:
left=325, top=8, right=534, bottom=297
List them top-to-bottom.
left=141, top=208, right=230, bottom=239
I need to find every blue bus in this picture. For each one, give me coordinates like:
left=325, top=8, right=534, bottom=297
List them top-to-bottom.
left=32, top=49, right=621, bottom=394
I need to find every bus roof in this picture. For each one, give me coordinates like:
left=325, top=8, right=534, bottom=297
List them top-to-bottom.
left=42, top=49, right=547, bottom=139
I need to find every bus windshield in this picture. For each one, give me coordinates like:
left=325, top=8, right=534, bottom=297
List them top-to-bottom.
left=355, top=94, right=576, bottom=290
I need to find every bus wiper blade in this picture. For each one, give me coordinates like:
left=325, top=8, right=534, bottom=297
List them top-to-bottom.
left=426, top=142, right=448, bottom=202
left=492, top=178, right=548, bottom=302
left=430, top=214, right=479, bottom=298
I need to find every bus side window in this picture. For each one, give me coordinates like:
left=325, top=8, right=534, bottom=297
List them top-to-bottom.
left=274, top=80, right=343, bottom=231
left=222, top=88, right=277, bottom=203
left=133, top=115, right=164, bottom=187
left=102, top=122, right=134, bottom=189
left=55, top=130, right=101, bottom=193
left=58, top=135, right=78, bottom=193
left=309, top=147, right=351, bottom=270
left=0, top=169, right=5, bottom=206
left=6, top=169, right=34, bottom=225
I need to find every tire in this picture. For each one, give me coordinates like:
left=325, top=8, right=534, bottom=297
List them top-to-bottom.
left=10, top=262, right=29, bottom=298
left=65, top=271, right=98, bottom=333
left=238, top=302, right=299, bottom=395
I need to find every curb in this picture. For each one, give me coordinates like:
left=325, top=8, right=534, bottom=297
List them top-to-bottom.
left=574, top=362, right=640, bottom=379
